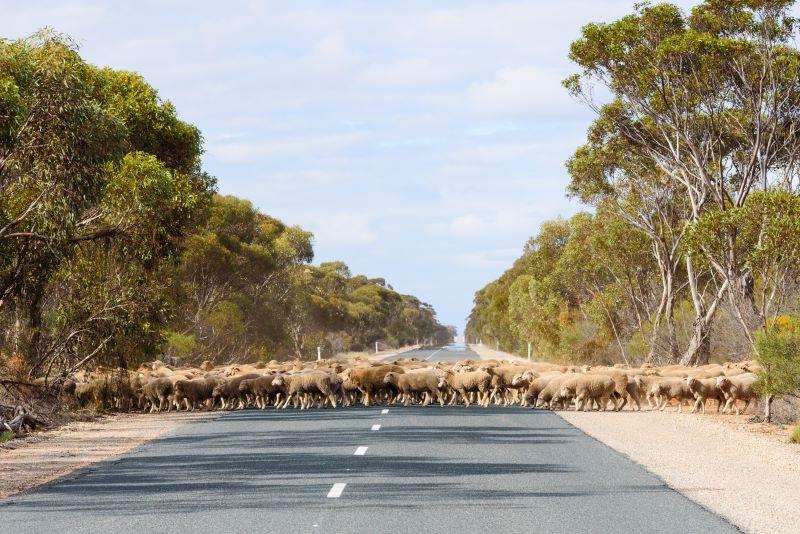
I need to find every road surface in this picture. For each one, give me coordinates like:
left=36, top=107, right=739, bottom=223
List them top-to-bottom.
left=0, top=345, right=736, bottom=533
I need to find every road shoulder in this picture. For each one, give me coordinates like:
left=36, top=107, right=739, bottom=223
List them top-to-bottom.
left=468, top=343, right=529, bottom=362
left=559, top=410, right=800, bottom=534
left=0, top=411, right=217, bottom=499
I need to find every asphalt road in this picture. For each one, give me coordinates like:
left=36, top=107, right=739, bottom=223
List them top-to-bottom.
left=1, top=345, right=736, bottom=533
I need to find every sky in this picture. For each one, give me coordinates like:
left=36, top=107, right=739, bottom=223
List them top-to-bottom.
left=1, top=0, right=697, bottom=333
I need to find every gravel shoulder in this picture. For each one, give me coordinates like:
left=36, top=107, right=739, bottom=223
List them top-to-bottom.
left=467, top=343, right=800, bottom=533
left=468, top=343, right=529, bottom=362
left=559, top=409, right=800, bottom=534
left=0, top=411, right=217, bottom=499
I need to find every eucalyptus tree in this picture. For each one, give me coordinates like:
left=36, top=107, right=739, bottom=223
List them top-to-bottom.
left=566, top=0, right=800, bottom=363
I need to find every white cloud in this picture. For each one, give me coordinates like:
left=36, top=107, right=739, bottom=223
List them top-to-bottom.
left=359, top=58, right=453, bottom=87
left=467, top=65, right=579, bottom=118
left=208, top=132, right=366, bottom=163
left=312, top=213, right=376, bottom=247
left=449, top=214, right=488, bottom=237
left=452, top=249, right=521, bottom=270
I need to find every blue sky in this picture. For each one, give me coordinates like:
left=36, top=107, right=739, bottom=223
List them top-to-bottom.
left=2, top=0, right=697, bottom=333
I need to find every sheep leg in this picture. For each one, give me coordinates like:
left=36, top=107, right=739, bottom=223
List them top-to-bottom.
left=459, top=389, right=470, bottom=407
left=631, top=393, right=641, bottom=411
left=328, top=394, right=337, bottom=408
left=723, top=398, right=733, bottom=414
left=742, top=399, right=750, bottom=414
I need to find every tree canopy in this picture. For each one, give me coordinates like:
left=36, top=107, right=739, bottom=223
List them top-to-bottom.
left=0, top=31, right=451, bottom=385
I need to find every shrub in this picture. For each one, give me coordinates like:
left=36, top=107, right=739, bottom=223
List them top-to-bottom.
left=755, top=318, right=800, bottom=422
left=790, top=426, right=800, bottom=445
left=0, top=431, right=14, bottom=443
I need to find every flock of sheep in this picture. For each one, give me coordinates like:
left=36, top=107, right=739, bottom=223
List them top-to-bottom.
left=64, top=355, right=762, bottom=415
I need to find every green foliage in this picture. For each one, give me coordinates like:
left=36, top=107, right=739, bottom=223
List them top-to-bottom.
left=0, top=31, right=449, bottom=378
left=168, top=195, right=451, bottom=362
left=467, top=210, right=656, bottom=363
left=754, top=317, right=800, bottom=398
left=164, top=332, right=197, bottom=359
left=790, top=426, right=800, bottom=444
left=0, top=431, right=13, bottom=443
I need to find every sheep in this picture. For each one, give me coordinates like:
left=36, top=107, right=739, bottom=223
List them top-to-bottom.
left=340, top=365, right=404, bottom=406
left=484, top=365, right=530, bottom=406
left=436, top=370, right=492, bottom=407
left=511, top=370, right=538, bottom=390
left=586, top=370, right=628, bottom=410
left=272, top=371, right=337, bottom=410
left=383, top=371, right=444, bottom=407
left=211, top=373, right=261, bottom=410
left=518, top=373, right=564, bottom=408
left=537, top=373, right=577, bottom=410
left=716, top=373, right=759, bottom=415
left=240, top=374, right=281, bottom=409
left=629, top=374, right=664, bottom=409
left=554, top=375, right=617, bottom=411
left=141, top=377, right=174, bottom=413
left=173, top=377, right=220, bottom=411
left=649, top=377, right=695, bottom=412
left=685, top=377, right=725, bottom=414
left=74, top=379, right=107, bottom=408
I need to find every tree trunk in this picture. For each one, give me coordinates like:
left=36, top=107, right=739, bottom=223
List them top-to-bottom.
left=680, top=315, right=711, bottom=366
left=764, top=394, right=773, bottom=423
left=0, top=406, right=45, bottom=435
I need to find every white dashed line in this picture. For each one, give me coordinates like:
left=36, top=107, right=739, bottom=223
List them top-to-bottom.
left=425, top=348, right=443, bottom=361
left=381, top=409, right=389, bottom=414
left=371, top=424, right=381, bottom=431
left=354, top=446, right=368, bottom=456
left=327, top=483, right=346, bottom=498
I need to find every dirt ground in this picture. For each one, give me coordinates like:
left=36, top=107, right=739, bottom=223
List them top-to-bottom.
left=468, top=343, right=530, bottom=362
left=559, top=409, right=800, bottom=534
left=0, top=411, right=216, bottom=499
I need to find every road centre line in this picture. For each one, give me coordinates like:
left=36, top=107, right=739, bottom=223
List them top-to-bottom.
left=425, top=348, right=444, bottom=361
left=381, top=409, right=389, bottom=414
left=371, top=424, right=381, bottom=431
left=354, top=446, right=368, bottom=456
left=327, top=483, right=346, bottom=498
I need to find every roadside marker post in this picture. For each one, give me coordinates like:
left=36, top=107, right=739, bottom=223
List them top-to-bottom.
left=528, top=342, right=532, bottom=361
left=317, top=346, right=321, bottom=361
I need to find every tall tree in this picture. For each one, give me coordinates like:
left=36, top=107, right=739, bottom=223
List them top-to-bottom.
left=566, top=0, right=800, bottom=363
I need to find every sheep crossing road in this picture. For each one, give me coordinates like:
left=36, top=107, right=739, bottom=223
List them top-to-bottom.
left=1, top=346, right=736, bottom=533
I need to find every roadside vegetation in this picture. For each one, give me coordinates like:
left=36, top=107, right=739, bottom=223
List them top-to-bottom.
left=467, top=0, right=800, bottom=420
left=0, top=31, right=452, bottom=414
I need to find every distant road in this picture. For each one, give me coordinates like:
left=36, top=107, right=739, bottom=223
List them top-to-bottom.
left=382, top=342, right=479, bottom=362
left=2, top=343, right=736, bottom=533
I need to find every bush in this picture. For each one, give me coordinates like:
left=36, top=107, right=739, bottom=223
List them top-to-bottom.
left=755, top=318, right=800, bottom=422
left=790, top=426, right=800, bottom=445
left=0, top=431, right=14, bottom=443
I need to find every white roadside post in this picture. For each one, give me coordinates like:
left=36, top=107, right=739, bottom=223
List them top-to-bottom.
left=375, top=341, right=379, bottom=354
left=527, top=342, right=532, bottom=361
left=317, top=346, right=321, bottom=361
